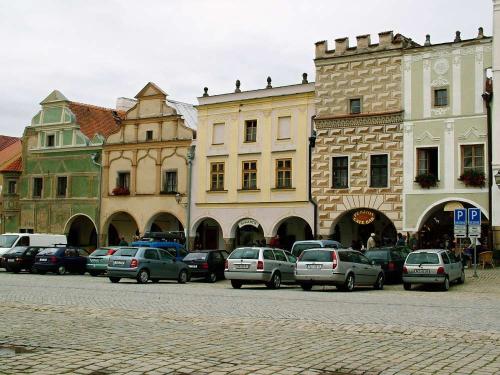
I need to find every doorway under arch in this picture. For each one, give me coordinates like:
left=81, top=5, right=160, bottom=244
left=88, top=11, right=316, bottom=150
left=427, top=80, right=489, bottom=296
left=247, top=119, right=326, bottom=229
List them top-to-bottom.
left=106, top=211, right=139, bottom=246
left=147, top=212, right=184, bottom=233
left=66, top=214, right=97, bottom=250
left=273, top=216, right=313, bottom=251
left=194, top=217, right=224, bottom=250
left=234, top=218, right=265, bottom=247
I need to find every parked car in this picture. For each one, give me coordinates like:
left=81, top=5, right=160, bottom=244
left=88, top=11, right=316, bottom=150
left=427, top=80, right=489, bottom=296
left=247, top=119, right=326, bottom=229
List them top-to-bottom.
left=0, top=233, right=67, bottom=262
left=130, top=240, right=188, bottom=261
left=291, top=240, right=343, bottom=258
left=2, top=246, right=44, bottom=273
left=34, top=246, right=89, bottom=275
left=365, top=246, right=409, bottom=282
left=86, top=247, right=119, bottom=276
left=107, top=247, right=190, bottom=284
left=224, top=247, right=297, bottom=289
left=295, top=248, right=384, bottom=292
left=182, top=249, right=229, bottom=282
left=402, top=249, right=465, bottom=291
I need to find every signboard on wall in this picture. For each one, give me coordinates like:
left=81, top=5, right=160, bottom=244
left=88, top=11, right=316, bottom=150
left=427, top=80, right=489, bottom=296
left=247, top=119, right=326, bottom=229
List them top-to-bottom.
left=352, top=210, right=375, bottom=225
left=238, top=218, right=260, bottom=229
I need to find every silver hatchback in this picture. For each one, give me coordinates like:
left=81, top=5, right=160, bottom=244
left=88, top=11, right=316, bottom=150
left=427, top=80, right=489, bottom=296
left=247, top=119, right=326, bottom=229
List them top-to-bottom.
left=224, top=247, right=297, bottom=289
left=295, top=248, right=384, bottom=292
left=402, top=249, right=465, bottom=291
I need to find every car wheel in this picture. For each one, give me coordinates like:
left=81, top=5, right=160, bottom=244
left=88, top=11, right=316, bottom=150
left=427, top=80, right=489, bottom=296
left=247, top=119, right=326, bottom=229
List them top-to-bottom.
left=29, top=265, right=37, bottom=274
left=57, top=266, right=66, bottom=275
left=12, top=268, right=19, bottom=274
left=136, top=269, right=149, bottom=284
left=37, top=270, right=46, bottom=275
left=78, top=270, right=86, bottom=275
left=178, top=270, right=188, bottom=284
left=457, top=270, right=465, bottom=284
left=89, top=271, right=99, bottom=277
left=206, top=271, right=217, bottom=283
left=266, top=272, right=281, bottom=289
left=344, top=273, right=355, bottom=292
left=373, top=273, right=384, bottom=290
left=442, top=276, right=450, bottom=291
left=109, top=277, right=120, bottom=283
left=152, top=278, right=160, bottom=283
left=231, top=280, right=242, bottom=289
left=403, top=282, right=411, bottom=291
left=300, top=283, right=313, bottom=291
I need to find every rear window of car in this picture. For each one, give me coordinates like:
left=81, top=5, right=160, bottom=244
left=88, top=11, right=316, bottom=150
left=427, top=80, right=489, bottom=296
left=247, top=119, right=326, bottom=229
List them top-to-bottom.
left=292, top=243, right=319, bottom=256
left=37, top=248, right=60, bottom=255
left=114, top=248, right=139, bottom=257
left=229, top=248, right=259, bottom=260
left=90, top=249, right=109, bottom=257
left=300, top=250, right=331, bottom=262
left=365, top=250, right=389, bottom=261
left=184, top=252, right=208, bottom=261
left=406, top=252, right=440, bottom=265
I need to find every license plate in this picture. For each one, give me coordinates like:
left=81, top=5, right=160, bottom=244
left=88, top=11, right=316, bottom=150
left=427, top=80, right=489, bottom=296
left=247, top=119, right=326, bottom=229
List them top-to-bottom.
left=39, top=258, right=47, bottom=262
left=7, top=259, right=15, bottom=263
left=113, top=260, right=125, bottom=265
left=235, top=264, right=249, bottom=269
left=307, top=264, right=322, bottom=269
left=188, top=265, right=197, bottom=269
left=413, top=268, right=430, bottom=273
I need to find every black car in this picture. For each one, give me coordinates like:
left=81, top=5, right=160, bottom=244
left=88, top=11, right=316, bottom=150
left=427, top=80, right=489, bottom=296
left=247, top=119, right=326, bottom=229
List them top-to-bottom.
left=3, top=246, right=44, bottom=273
left=365, top=246, right=410, bottom=282
left=34, top=247, right=89, bottom=275
left=182, top=250, right=229, bottom=282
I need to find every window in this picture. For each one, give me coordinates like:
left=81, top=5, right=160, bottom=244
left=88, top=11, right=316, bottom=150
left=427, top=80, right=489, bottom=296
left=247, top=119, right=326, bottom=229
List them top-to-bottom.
left=434, top=88, right=448, bottom=107
left=350, top=98, right=361, bottom=114
left=277, top=116, right=291, bottom=140
left=244, top=120, right=257, bottom=142
left=212, top=123, right=224, bottom=145
left=146, top=130, right=153, bottom=141
left=46, top=134, right=55, bottom=147
left=462, top=145, right=484, bottom=174
left=416, top=148, right=438, bottom=176
left=370, top=154, right=388, bottom=188
left=332, top=156, right=348, bottom=188
left=276, top=159, right=292, bottom=189
left=242, top=161, right=257, bottom=190
left=210, top=162, right=224, bottom=191
left=164, top=171, right=178, bottom=193
left=117, top=172, right=130, bottom=189
left=57, top=176, right=67, bottom=197
left=33, top=177, right=43, bottom=198
left=7, top=180, right=16, bottom=194
left=18, top=236, right=30, bottom=246
left=144, top=249, right=159, bottom=260
left=159, top=249, right=173, bottom=261
left=263, top=250, right=275, bottom=260
left=273, top=250, right=287, bottom=261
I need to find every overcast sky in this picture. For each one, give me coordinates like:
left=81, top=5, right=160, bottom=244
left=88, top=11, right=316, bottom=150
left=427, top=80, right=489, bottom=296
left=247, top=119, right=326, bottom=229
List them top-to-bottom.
left=0, top=0, right=493, bottom=136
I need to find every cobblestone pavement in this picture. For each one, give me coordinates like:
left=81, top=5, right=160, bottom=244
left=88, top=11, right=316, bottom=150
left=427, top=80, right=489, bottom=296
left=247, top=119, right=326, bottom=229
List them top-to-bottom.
left=0, top=268, right=499, bottom=375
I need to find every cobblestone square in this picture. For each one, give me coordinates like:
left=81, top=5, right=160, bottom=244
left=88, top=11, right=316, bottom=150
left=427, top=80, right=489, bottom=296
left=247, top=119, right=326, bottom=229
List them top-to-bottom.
left=0, top=269, right=499, bottom=374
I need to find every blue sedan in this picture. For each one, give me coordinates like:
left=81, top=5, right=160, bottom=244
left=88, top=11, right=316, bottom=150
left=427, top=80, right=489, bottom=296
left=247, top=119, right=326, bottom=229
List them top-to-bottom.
left=34, top=247, right=89, bottom=275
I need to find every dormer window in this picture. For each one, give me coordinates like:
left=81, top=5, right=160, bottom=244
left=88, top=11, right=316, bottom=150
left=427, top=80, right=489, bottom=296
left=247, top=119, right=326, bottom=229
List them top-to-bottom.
left=46, top=134, right=55, bottom=147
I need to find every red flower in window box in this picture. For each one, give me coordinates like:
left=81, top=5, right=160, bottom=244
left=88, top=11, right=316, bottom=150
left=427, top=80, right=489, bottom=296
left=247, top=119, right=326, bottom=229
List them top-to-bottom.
left=459, top=170, right=485, bottom=188
left=415, top=173, right=438, bottom=189
left=112, top=186, right=130, bottom=196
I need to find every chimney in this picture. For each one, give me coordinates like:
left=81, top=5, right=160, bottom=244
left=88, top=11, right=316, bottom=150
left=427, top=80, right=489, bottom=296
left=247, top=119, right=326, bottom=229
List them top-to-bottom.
left=477, top=27, right=484, bottom=39
left=378, top=31, right=394, bottom=47
left=356, top=34, right=371, bottom=49
left=424, top=34, right=431, bottom=46
left=335, top=37, right=349, bottom=53
left=315, top=40, right=327, bottom=58
left=116, top=97, right=137, bottom=112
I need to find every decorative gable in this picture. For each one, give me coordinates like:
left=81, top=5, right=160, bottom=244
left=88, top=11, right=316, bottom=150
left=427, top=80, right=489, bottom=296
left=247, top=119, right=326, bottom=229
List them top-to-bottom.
left=134, top=82, right=167, bottom=99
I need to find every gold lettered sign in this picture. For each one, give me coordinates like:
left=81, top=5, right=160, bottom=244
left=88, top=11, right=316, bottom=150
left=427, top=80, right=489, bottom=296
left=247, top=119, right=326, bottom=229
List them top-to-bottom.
left=352, top=210, right=375, bottom=225
left=238, top=218, right=260, bottom=228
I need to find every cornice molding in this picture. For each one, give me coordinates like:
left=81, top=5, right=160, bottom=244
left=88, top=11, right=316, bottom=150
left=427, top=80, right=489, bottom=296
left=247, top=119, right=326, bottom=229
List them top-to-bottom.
left=315, top=111, right=403, bottom=128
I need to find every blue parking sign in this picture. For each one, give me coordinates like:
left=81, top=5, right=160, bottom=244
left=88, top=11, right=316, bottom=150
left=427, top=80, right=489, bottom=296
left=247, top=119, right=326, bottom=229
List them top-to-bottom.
left=468, top=208, right=481, bottom=226
left=454, top=209, right=467, bottom=225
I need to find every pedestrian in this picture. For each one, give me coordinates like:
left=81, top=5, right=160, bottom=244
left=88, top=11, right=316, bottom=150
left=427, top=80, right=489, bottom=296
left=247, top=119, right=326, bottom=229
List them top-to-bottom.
left=396, top=232, right=406, bottom=246
left=366, top=233, right=376, bottom=250
left=409, top=233, right=418, bottom=251
left=269, top=235, right=281, bottom=248
left=118, top=236, right=128, bottom=246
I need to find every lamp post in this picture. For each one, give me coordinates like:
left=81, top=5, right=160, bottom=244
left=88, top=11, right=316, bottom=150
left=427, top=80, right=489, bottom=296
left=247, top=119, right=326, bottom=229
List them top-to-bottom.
left=482, top=80, right=493, bottom=251
left=186, top=145, right=195, bottom=251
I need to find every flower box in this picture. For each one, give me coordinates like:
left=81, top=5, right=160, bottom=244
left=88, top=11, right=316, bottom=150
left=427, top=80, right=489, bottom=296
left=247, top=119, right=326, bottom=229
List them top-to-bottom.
left=459, top=170, right=485, bottom=188
left=415, top=173, right=438, bottom=189
left=112, top=186, right=130, bottom=196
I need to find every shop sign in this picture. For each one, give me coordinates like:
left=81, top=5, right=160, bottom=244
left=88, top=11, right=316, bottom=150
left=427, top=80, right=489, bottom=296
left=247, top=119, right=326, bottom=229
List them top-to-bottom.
left=352, top=210, right=375, bottom=225
left=238, top=218, right=260, bottom=229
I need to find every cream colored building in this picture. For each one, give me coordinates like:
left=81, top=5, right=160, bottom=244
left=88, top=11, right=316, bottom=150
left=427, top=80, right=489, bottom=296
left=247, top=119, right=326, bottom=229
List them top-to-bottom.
left=493, top=0, right=500, bottom=249
left=312, top=32, right=416, bottom=247
left=193, top=78, right=315, bottom=250
left=100, top=82, right=196, bottom=245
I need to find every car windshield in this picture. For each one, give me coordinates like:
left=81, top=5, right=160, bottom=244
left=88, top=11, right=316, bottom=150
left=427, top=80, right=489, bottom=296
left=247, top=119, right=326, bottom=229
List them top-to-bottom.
left=0, top=235, right=19, bottom=248
left=6, top=246, right=28, bottom=255
left=37, top=248, right=59, bottom=255
left=114, top=248, right=138, bottom=257
left=229, top=248, right=259, bottom=260
left=90, top=249, right=109, bottom=257
left=300, top=250, right=332, bottom=262
left=365, top=250, right=389, bottom=261
left=184, top=252, right=208, bottom=261
left=406, top=252, right=440, bottom=265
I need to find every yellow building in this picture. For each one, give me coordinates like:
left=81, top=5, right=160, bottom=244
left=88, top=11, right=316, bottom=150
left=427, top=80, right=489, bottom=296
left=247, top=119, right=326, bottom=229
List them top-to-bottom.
left=193, top=77, right=315, bottom=250
left=100, top=82, right=196, bottom=245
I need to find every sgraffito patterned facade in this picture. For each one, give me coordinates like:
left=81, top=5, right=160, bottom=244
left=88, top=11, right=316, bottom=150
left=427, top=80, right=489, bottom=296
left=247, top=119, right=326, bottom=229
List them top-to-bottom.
left=312, top=32, right=416, bottom=247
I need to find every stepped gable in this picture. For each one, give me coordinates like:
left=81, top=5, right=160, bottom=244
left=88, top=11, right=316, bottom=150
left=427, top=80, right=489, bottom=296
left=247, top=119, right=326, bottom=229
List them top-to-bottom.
left=68, top=102, right=125, bottom=139
left=1, top=157, right=22, bottom=172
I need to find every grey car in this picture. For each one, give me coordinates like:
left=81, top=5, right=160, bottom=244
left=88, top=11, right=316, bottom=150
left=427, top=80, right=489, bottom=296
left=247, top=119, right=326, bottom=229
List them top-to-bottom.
left=290, top=240, right=343, bottom=258
left=107, top=247, right=190, bottom=284
left=224, top=247, right=297, bottom=289
left=295, top=248, right=384, bottom=292
left=402, top=249, right=465, bottom=291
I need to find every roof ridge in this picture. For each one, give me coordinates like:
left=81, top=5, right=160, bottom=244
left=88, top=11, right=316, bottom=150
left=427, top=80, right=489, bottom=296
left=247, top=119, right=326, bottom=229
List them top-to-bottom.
left=69, top=101, right=118, bottom=113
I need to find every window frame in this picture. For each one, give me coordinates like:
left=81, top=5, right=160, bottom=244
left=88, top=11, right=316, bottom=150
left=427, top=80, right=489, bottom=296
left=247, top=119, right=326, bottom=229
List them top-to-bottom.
left=433, top=87, right=449, bottom=107
left=349, top=98, right=362, bottom=114
left=277, top=116, right=292, bottom=140
left=244, top=120, right=257, bottom=143
left=212, top=123, right=225, bottom=145
left=145, top=130, right=154, bottom=141
left=46, top=133, right=56, bottom=148
left=460, top=144, right=485, bottom=175
left=416, top=146, right=439, bottom=178
left=369, top=154, right=389, bottom=188
left=331, top=156, right=349, bottom=189
left=275, top=158, right=292, bottom=189
left=242, top=160, right=258, bottom=190
left=210, top=162, right=225, bottom=191
left=163, top=170, right=178, bottom=194
left=117, top=171, right=131, bottom=189
left=56, top=176, right=68, bottom=198
left=32, top=177, right=43, bottom=198
left=7, top=180, right=17, bottom=195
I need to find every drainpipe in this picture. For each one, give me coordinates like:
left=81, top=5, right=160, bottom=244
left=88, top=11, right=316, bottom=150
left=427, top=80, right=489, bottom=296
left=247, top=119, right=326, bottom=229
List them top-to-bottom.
left=482, top=82, right=493, bottom=251
left=308, top=116, right=318, bottom=239
left=186, top=145, right=196, bottom=252
left=90, top=151, right=102, bottom=248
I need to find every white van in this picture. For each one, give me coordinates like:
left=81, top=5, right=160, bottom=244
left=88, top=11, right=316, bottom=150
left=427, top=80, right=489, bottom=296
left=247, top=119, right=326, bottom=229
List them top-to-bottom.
left=0, top=233, right=67, bottom=256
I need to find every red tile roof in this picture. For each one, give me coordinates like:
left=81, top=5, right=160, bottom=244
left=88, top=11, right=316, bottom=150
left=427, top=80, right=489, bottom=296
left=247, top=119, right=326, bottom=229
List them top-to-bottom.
left=68, top=102, right=124, bottom=139
left=0, top=136, right=20, bottom=151
left=1, top=157, right=22, bottom=172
